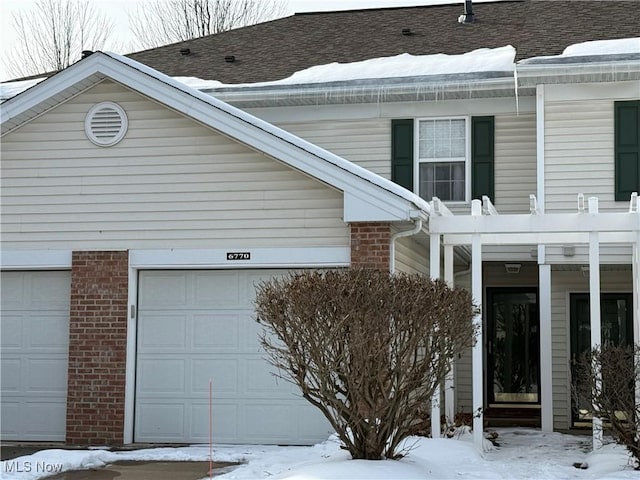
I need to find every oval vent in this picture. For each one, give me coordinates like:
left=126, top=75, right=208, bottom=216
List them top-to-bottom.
left=84, top=102, right=128, bottom=146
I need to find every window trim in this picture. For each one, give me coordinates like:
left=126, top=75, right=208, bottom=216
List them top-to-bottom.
left=413, top=116, right=471, bottom=204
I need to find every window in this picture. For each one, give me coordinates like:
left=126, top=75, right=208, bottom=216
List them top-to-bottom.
left=391, top=116, right=494, bottom=203
left=417, top=118, right=468, bottom=202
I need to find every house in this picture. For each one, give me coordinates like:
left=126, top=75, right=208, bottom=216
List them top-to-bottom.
left=1, top=0, right=638, bottom=449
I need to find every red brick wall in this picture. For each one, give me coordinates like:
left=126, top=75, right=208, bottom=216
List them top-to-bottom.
left=350, top=222, right=391, bottom=270
left=66, top=251, right=128, bottom=445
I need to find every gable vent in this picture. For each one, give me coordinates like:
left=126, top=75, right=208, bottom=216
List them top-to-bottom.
left=85, top=102, right=128, bottom=147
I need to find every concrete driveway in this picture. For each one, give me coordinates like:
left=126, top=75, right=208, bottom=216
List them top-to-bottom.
left=44, top=460, right=238, bottom=479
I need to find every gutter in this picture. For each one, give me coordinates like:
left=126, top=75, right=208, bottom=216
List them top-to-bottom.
left=516, top=54, right=640, bottom=86
left=203, top=71, right=519, bottom=108
left=389, top=217, right=424, bottom=274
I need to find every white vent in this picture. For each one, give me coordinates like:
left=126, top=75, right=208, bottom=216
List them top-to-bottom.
left=85, top=102, right=128, bottom=146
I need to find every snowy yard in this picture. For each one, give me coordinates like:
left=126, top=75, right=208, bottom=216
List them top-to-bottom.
left=1, top=428, right=636, bottom=480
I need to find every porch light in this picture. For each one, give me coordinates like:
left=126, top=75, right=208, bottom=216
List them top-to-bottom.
left=504, top=263, right=521, bottom=274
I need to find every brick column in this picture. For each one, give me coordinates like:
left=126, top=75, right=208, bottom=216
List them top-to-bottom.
left=350, top=222, right=391, bottom=270
left=66, top=251, right=128, bottom=445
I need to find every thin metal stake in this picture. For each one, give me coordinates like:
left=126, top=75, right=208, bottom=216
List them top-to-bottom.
left=209, top=378, right=213, bottom=479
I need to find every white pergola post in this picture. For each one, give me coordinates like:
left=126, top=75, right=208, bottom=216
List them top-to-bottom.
left=588, top=197, right=603, bottom=450
left=471, top=199, right=484, bottom=449
left=634, top=227, right=640, bottom=432
left=430, top=233, right=441, bottom=438
left=444, top=244, right=455, bottom=425
left=539, top=261, right=553, bottom=432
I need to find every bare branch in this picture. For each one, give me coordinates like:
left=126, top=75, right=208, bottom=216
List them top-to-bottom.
left=4, top=0, right=114, bottom=79
left=128, top=0, right=289, bottom=50
left=255, top=269, right=478, bottom=460
left=573, top=345, right=640, bottom=469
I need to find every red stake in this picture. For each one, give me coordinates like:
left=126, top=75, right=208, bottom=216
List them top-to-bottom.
left=209, top=378, right=213, bottom=479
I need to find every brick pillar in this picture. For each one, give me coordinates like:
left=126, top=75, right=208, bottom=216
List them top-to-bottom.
left=350, top=222, right=391, bottom=270
left=67, top=251, right=128, bottom=445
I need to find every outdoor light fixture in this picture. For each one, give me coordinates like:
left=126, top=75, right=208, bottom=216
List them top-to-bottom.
left=505, top=263, right=521, bottom=274
left=581, top=266, right=590, bottom=277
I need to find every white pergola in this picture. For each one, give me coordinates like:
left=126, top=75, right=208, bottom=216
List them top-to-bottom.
left=427, top=193, right=640, bottom=450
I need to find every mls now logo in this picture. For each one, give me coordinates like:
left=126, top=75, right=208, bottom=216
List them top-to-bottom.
left=3, top=460, right=64, bottom=474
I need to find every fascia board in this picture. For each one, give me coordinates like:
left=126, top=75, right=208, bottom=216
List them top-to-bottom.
left=1, top=57, right=107, bottom=126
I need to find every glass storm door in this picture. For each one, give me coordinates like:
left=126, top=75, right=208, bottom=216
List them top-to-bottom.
left=487, top=288, right=540, bottom=404
left=570, top=293, right=633, bottom=426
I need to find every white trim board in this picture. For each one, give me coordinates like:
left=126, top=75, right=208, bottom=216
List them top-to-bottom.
left=129, top=247, right=350, bottom=269
left=1, top=250, right=72, bottom=269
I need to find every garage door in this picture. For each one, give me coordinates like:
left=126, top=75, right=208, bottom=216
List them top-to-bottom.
left=135, top=270, right=333, bottom=444
left=1, top=271, right=71, bottom=441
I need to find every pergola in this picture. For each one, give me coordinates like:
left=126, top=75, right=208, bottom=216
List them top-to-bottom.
left=427, top=193, right=640, bottom=450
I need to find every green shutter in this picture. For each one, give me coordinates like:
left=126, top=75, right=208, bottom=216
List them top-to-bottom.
left=615, top=100, right=640, bottom=202
left=471, top=116, right=495, bottom=201
left=391, top=119, right=414, bottom=191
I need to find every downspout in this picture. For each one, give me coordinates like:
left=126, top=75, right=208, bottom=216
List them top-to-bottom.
left=389, top=218, right=423, bottom=273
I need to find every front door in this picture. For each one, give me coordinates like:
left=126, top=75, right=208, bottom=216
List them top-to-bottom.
left=487, top=288, right=540, bottom=405
left=570, top=293, right=633, bottom=426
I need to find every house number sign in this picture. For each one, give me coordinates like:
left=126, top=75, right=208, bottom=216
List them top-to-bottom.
left=226, top=252, right=251, bottom=260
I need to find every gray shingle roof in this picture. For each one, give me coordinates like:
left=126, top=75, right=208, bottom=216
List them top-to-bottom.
left=126, top=0, right=640, bottom=84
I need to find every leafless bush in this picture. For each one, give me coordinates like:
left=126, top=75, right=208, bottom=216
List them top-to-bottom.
left=255, top=269, right=478, bottom=460
left=573, top=345, right=640, bottom=468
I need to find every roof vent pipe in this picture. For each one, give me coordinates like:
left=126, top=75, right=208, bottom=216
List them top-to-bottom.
left=458, top=0, right=475, bottom=24
left=81, top=50, right=94, bottom=59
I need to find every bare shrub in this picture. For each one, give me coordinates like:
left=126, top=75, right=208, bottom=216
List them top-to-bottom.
left=255, top=269, right=478, bottom=460
left=573, top=345, right=640, bottom=468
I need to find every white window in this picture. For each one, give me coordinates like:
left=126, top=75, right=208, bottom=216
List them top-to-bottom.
left=416, top=118, right=469, bottom=202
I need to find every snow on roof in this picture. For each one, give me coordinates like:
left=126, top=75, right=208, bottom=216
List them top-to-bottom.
left=518, top=36, right=640, bottom=65
left=562, top=37, right=639, bottom=56
left=177, top=45, right=516, bottom=91
left=0, top=77, right=46, bottom=101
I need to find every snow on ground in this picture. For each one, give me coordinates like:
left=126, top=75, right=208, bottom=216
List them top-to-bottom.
left=1, top=428, right=637, bottom=480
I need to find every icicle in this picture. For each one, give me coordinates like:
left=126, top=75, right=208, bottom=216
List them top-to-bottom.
left=513, top=64, right=520, bottom=116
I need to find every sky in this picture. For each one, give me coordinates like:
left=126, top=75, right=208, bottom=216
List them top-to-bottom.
left=0, top=0, right=473, bottom=82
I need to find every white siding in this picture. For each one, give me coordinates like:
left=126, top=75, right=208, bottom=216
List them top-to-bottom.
left=1, top=80, right=348, bottom=250
left=544, top=96, right=635, bottom=264
left=545, top=100, right=618, bottom=213
left=271, top=110, right=536, bottom=222
left=494, top=113, right=537, bottom=214
left=273, top=118, right=391, bottom=178
left=393, top=230, right=429, bottom=276
left=550, top=269, right=632, bottom=430
left=453, top=272, right=472, bottom=414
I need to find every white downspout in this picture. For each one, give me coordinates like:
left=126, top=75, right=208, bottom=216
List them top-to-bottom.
left=389, top=218, right=423, bottom=273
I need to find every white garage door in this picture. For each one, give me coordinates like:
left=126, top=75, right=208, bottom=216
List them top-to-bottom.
left=1, top=270, right=71, bottom=441
left=135, top=270, right=333, bottom=444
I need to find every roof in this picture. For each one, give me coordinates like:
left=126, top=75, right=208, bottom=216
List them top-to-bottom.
left=127, top=0, right=640, bottom=84
left=0, top=51, right=430, bottom=222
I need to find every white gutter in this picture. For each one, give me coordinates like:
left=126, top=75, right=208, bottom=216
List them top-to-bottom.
left=516, top=55, right=640, bottom=86
left=206, top=74, right=519, bottom=107
left=389, top=218, right=423, bottom=274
